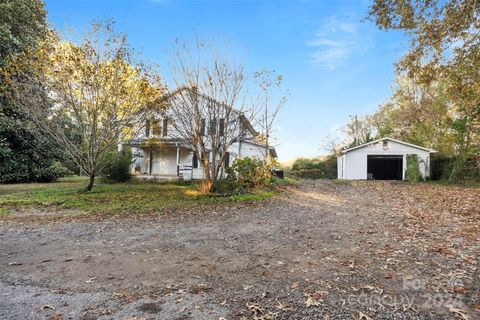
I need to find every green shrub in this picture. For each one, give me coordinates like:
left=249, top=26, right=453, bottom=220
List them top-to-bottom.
left=102, top=148, right=132, bottom=183
left=406, top=154, right=422, bottom=182
left=290, top=155, right=337, bottom=179
left=430, top=155, right=454, bottom=180
left=230, top=157, right=273, bottom=188
left=291, top=158, right=320, bottom=171
left=32, top=161, right=72, bottom=183
left=290, top=168, right=324, bottom=179
left=271, top=176, right=301, bottom=186
left=213, top=180, right=248, bottom=195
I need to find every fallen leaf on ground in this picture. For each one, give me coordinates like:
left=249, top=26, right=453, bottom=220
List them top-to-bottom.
left=85, top=277, right=96, bottom=284
left=305, top=297, right=320, bottom=307
left=276, top=300, right=294, bottom=311
left=246, top=303, right=263, bottom=315
left=41, top=304, right=55, bottom=310
left=448, top=306, right=471, bottom=320
left=253, top=311, right=278, bottom=320
left=359, top=312, right=373, bottom=320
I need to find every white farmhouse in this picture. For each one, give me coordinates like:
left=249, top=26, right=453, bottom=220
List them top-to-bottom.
left=128, top=90, right=276, bottom=181
left=337, top=138, right=436, bottom=180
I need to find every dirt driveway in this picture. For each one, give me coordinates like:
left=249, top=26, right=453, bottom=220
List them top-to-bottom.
left=1, top=180, right=479, bottom=320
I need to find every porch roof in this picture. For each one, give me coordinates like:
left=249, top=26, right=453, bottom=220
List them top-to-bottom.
left=127, top=138, right=186, bottom=148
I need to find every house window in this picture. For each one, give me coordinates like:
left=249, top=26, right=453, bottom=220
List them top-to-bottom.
left=162, top=118, right=168, bottom=136
left=200, top=118, right=206, bottom=136
left=219, top=118, right=225, bottom=136
left=209, top=119, right=217, bottom=135
left=145, top=120, right=150, bottom=137
left=152, top=120, right=161, bottom=135
left=383, top=140, right=388, bottom=149
left=192, top=153, right=198, bottom=168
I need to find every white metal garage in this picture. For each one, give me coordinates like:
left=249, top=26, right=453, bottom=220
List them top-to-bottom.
left=337, top=138, right=436, bottom=180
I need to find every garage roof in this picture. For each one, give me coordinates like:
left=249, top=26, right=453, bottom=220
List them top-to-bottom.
left=341, top=137, right=437, bottom=154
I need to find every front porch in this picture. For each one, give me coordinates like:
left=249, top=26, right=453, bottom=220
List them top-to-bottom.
left=130, top=141, right=201, bottom=181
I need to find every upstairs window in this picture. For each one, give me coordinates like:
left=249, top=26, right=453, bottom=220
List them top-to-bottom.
left=209, top=119, right=217, bottom=135
left=152, top=120, right=161, bottom=136
left=383, top=140, right=388, bottom=149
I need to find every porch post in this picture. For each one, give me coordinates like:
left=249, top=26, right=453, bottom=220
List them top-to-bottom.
left=176, top=143, right=180, bottom=177
left=176, top=144, right=180, bottom=164
left=149, top=147, right=153, bottom=175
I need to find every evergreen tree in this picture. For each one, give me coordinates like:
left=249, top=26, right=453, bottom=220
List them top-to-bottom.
left=0, top=0, right=57, bottom=182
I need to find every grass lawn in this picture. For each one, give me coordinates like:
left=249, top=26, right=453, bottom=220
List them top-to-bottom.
left=0, top=176, right=275, bottom=217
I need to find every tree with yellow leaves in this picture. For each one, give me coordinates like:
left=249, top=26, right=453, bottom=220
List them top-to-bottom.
left=5, top=21, right=162, bottom=190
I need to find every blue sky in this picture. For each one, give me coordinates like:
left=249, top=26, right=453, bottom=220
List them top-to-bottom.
left=45, top=0, right=407, bottom=162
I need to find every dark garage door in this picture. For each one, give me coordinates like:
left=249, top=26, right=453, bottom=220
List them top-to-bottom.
left=367, top=155, right=403, bottom=180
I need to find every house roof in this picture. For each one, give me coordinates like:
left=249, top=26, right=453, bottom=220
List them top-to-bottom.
left=155, top=86, right=259, bottom=137
left=341, top=137, right=437, bottom=154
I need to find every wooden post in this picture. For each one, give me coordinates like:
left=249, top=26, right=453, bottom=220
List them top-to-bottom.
left=176, top=144, right=180, bottom=177
left=176, top=144, right=180, bottom=164
left=149, top=147, right=153, bottom=175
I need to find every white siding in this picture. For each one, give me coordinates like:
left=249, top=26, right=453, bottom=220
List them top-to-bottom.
left=231, top=141, right=268, bottom=160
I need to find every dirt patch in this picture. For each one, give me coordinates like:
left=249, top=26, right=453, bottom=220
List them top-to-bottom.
left=0, top=180, right=478, bottom=319
left=137, top=302, right=162, bottom=314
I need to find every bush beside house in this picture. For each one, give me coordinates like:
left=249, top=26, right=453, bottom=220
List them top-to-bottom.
left=214, top=157, right=274, bottom=195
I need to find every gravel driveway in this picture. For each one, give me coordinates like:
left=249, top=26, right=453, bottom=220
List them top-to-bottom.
left=1, top=180, right=478, bottom=320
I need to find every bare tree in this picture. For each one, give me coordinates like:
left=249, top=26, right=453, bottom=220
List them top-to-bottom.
left=6, top=21, right=161, bottom=190
left=166, top=39, right=257, bottom=193
left=253, top=69, right=288, bottom=162
left=344, top=114, right=375, bottom=147
left=321, top=134, right=342, bottom=156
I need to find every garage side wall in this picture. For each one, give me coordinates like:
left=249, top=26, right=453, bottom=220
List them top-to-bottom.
left=341, top=140, right=431, bottom=180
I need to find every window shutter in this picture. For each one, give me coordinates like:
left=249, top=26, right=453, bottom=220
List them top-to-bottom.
left=162, top=118, right=168, bottom=136
left=200, top=119, right=206, bottom=136
left=219, top=119, right=225, bottom=136
left=145, top=120, right=150, bottom=137
left=192, top=153, right=198, bottom=168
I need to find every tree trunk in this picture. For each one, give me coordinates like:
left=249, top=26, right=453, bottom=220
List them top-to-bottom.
left=86, top=174, right=95, bottom=191
left=201, top=179, right=214, bottom=194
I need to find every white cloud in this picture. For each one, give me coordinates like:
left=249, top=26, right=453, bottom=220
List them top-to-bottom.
left=308, top=16, right=372, bottom=70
